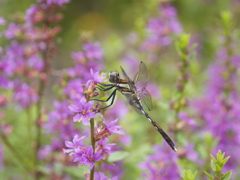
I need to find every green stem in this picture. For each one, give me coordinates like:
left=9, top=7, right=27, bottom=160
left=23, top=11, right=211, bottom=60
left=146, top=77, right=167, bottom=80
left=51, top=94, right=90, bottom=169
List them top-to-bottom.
left=34, top=36, right=50, bottom=180
left=90, top=118, right=95, bottom=180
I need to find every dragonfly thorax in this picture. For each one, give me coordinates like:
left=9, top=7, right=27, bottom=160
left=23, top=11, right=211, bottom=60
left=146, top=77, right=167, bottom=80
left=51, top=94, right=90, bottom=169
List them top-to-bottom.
left=109, top=71, right=120, bottom=83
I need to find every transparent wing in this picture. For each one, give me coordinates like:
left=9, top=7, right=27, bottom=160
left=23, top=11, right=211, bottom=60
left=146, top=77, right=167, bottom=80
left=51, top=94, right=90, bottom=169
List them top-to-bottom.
left=133, top=61, right=148, bottom=90
left=120, top=66, right=136, bottom=91
left=138, top=88, right=153, bottom=111
left=123, top=94, right=143, bottom=115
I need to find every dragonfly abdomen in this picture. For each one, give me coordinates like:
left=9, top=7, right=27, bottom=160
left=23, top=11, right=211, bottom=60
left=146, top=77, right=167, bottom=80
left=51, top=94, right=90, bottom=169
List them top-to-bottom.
left=140, top=109, right=177, bottom=152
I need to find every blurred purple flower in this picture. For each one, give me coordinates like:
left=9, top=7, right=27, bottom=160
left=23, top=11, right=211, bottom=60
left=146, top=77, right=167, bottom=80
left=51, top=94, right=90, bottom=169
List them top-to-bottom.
left=37, top=0, right=70, bottom=6
left=25, top=4, right=44, bottom=24
left=141, top=4, right=182, bottom=57
left=0, top=17, right=6, bottom=25
left=4, top=23, right=22, bottom=39
left=83, top=42, right=103, bottom=61
left=192, top=46, right=240, bottom=176
left=71, top=51, right=86, bottom=64
left=27, top=54, right=44, bottom=71
left=122, top=55, right=139, bottom=74
left=0, top=76, right=12, bottom=89
left=64, top=79, right=84, bottom=100
left=12, top=81, right=39, bottom=108
left=68, top=97, right=96, bottom=124
left=105, top=100, right=129, bottom=120
left=178, top=112, right=198, bottom=129
left=185, top=143, right=198, bottom=162
left=38, top=145, right=52, bottom=160
left=139, top=145, right=180, bottom=180
left=101, top=161, right=123, bottom=179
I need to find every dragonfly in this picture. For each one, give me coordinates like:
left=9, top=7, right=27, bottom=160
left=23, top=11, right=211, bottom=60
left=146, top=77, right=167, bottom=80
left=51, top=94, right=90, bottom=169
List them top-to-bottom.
left=94, top=61, right=177, bottom=152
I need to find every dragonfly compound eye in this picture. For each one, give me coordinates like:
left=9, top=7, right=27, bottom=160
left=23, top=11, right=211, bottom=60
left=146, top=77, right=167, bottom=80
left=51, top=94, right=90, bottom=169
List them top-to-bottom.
left=109, top=71, right=119, bottom=83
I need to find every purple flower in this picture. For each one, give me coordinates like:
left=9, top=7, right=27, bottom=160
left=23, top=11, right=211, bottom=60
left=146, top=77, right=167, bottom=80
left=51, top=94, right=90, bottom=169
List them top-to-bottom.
left=37, top=0, right=70, bottom=6
left=25, top=4, right=44, bottom=24
left=140, top=4, right=182, bottom=62
left=0, top=17, right=6, bottom=25
left=4, top=23, right=22, bottom=39
left=83, top=42, right=103, bottom=61
left=71, top=51, right=86, bottom=64
left=27, top=54, right=44, bottom=71
left=89, top=69, right=106, bottom=84
left=0, top=76, right=12, bottom=89
left=64, top=79, right=84, bottom=100
left=12, top=81, right=39, bottom=108
left=68, top=97, right=96, bottom=124
left=104, top=100, right=129, bottom=119
left=178, top=112, right=198, bottom=129
left=103, top=119, right=123, bottom=135
left=63, top=135, right=85, bottom=153
left=95, top=138, right=115, bottom=155
left=38, top=145, right=52, bottom=160
left=139, top=145, right=180, bottom=180
left=81, top=146, right=103, bottom=170
left=101, top=161, right=123, bottom=179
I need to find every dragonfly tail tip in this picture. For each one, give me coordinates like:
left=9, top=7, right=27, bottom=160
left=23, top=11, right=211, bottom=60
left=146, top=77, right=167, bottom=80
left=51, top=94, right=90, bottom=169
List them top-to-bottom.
left=173, top=147, right=177, bottom=152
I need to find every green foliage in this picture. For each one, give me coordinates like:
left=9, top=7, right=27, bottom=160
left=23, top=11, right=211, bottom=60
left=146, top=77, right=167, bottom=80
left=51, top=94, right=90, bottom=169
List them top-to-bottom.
left=204, top=150, right=232, bottom=180
left=108, top=151, right=129, bottom=162
left=182, top=170, right=197, bottom=180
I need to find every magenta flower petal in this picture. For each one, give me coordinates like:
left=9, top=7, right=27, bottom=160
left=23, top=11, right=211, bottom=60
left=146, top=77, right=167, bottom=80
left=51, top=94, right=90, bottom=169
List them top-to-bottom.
left=68, top=104, right=80, bottom=112
left=88, top=112, right=96, bottom=118
left=73, top=114, right=82, bottom=122
left=82, top=116, right=90, bottom=125
left=65, top=141, right=74, bottom=148
left=62, top=148, right=73, bottom=153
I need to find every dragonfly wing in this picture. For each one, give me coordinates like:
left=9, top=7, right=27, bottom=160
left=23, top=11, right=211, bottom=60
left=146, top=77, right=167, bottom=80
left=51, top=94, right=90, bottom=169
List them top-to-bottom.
left=133, top=61, right=148, bottom=90
left=120, top=66, right=136, bottom=91
left=138, top=88, right=153, bottom=111
left=123, top=94, right=143, bottom=115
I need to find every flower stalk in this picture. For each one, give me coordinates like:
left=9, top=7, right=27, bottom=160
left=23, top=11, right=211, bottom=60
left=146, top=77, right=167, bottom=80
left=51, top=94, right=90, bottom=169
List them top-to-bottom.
left=90, top=118, right=96, bottom=180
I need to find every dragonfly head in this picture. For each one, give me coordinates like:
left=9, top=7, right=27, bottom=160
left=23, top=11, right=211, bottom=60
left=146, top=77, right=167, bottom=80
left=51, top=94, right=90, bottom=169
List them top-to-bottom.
left=109, top=71, right=120, bottom=83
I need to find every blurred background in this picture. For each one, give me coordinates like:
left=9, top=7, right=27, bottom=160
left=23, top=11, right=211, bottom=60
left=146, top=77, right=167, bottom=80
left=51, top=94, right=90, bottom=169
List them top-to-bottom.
left=0, top=0, right=240, bottom=179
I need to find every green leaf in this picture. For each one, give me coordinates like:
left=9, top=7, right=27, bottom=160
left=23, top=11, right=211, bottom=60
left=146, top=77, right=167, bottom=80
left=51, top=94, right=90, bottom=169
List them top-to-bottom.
left=220, top=11, right=232, bottom=24
left=179, top=33, right=190, bottom=49
left=175, top=41, right=183, bottom=56
left=189, top=53, right=196, bottom=61
left=108, top=151, right=129, bottom=162
left=210, top=154, right=217, bottom=163
left=221, top=156, right=230, bottom=166
left=101, top=159, right=116, bottom=166
left=211, top=160, right=216, bottom=171
left=216, top=164, right=221, bottom=173
left=64, top=166, right=86, bottom=178
left=182, top=170, right=197, bottom=180
left=204, top=171, right=213, bottom=180
left=222, top=171, right=232, bottom=180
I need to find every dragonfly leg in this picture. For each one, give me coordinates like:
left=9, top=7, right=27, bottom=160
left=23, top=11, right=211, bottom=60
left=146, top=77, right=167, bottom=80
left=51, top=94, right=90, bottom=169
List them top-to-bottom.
left=96, top=85, right=115, bottom=91
left=92, top=89, right=117, bottom=102
left=98, top=89, right=117, bottom=111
